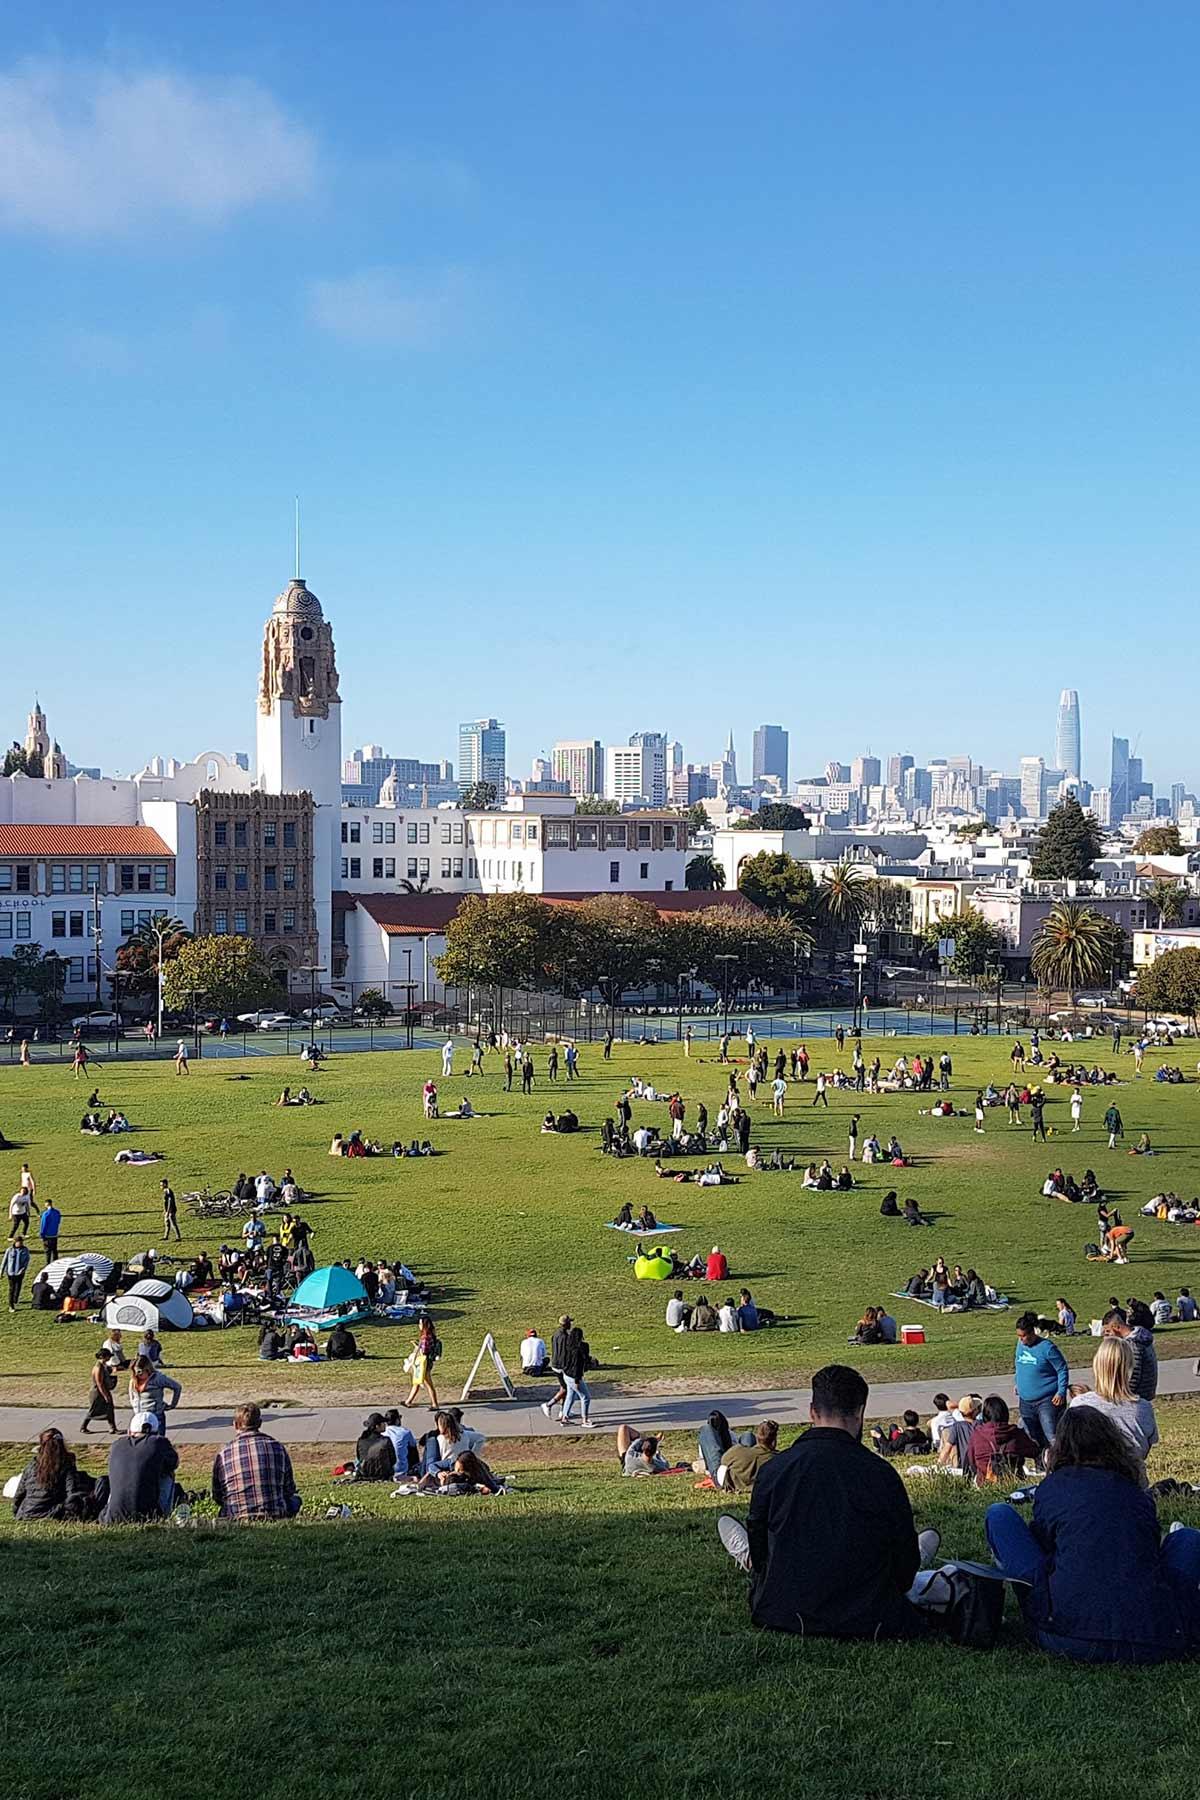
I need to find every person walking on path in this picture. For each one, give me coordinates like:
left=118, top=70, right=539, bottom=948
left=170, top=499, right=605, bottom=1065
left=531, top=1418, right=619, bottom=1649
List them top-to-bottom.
left=174, top=1040, right=189, bottom=1076
left=1070, top=1087, right=1084, bottom=1133
left=1105, top=1103, right=1124, bottom=1150
left=161, top=1179, right=181, bottom=1243
left=8, top=1184, right=36, bottom=1240
left=37, top=1201, right=61, bottom=1264
left=3, top=1236, right=29, bottom=1310
left=1014, top=1311, right=1069, bottom=1459
left=404, top=1315, right=440, bottom=1410
left=541, top=1315, right=573, bottom=1421
left=559, top=1324, right=595, bottom=1428
left=81, top=1348, right=118, bottom=1434
left=129, top=1357, right=182, bottom=1433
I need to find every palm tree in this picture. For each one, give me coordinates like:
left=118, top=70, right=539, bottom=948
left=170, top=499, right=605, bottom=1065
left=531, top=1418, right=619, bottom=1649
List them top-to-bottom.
left=685, top=853, right=726, bottom=892
left=818, top=857, right=868, bottom=942
left=398, top=876, right=442, bottom=896
left=1147, top=880, right=1187, bottom=927
left=1030, top=902, right=1116, bottom=995
left=114, top=913, right=190, bottom=999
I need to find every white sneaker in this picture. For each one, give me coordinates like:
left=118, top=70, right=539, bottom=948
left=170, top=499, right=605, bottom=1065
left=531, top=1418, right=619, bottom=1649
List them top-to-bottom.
left=540, top=1402, right=553, bottom=1419
left=581, top=1419, right=596, bottom=1429
left=717, top=1514, right=751, bottom=1573
left=1168, top=1520, right=1185, bottom=1534
left=917, top=1528, right=941, bottom=1568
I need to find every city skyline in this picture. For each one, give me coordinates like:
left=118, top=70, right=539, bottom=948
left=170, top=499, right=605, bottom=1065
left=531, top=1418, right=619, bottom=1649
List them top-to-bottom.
left=3, top=6, right=1200, bottom=786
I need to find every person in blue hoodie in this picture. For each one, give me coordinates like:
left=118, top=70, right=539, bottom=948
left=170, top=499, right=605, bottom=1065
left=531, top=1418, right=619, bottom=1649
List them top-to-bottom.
left=1013, top=1311, right=1069, bottom=1456
left=986, top=1407, right=1200, bottom=1663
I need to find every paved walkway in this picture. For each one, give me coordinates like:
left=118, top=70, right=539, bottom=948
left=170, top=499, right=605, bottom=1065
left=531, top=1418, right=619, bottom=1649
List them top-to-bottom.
left=3, top=1356, right=1199, bottom=1447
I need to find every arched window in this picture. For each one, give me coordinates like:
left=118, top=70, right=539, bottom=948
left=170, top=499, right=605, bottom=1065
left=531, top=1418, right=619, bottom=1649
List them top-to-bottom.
left=206, top=759, right=218, bottom=783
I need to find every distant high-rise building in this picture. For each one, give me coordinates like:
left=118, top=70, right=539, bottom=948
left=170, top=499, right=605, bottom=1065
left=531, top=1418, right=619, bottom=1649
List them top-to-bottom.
left=1055, top=689, right=1081, bottom=779
left=459, top=719, right=506, bottom=792
left=752, top=725, right=788, bottom=788
left=723, top=730, right=737, bottom=787
left=607, top=732, right=668, bottom=807
left=1110, top=736, right=1130, bottom=820
left=551, top=739, right=602, bottom=797
left=887, top=754, right=914, bottom=790
left=851, top=755, right=881, bottom=789
left=1020, top=755, right=1046, bottom=819
left=824, top=760, right=850, bottom=785
left=1171, top=783, right=1186, bottom=819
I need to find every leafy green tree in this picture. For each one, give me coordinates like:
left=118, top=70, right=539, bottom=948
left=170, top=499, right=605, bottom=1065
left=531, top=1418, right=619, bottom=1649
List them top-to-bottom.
left=2, top=745, right=27, bottom=776
left=457, top=781, right=498, bottom=811
left=575, top=795, right=621, bottom=816
left=1030, top=795, right=1103, bottom=880
left=686, top=802, right=711, bottom=836
left=732, top=803, right=812, bottom=831
left=1134, top=823, right=1182, bottom=856
left=736, top=851, right=815, bottom=926
left=685, top=853, right=726, bottom=891
left=860, top=876, right=912, bottom=934
left=1147, top=880, right=1187, bottom=927
left=436, top=893, right=552, bottom=1021
left=569, top=895, right=663, bottom=1006
left=1030, top=902, right=1121, bottom=993
left=688, top=903, right=796, bottom=998
left=920, top=906, right=1002, bottom=982
left=114, top=913, right=190, bottom=998
left=161, top=936, right=284, bottom=1019
left=1136, top=947, right=1200, bottom=1020
left=356, top=987, right=392, bottom=1019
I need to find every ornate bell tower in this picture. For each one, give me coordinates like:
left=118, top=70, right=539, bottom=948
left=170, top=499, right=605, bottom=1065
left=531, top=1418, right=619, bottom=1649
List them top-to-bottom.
left=256, top=576, right=343, bottom=975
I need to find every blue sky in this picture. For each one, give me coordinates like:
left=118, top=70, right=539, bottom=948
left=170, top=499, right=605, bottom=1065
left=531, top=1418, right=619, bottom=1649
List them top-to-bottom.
left=2, top=2, right=1197, bottom=791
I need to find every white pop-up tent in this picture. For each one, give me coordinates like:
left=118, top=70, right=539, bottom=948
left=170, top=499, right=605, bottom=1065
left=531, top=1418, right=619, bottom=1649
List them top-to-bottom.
left=104, top=1278, right=194, bottom=1333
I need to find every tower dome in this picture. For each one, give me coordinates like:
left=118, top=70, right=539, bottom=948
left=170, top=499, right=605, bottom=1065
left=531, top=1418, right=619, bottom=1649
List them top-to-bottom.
left=271, top=577, right=324, bottom=619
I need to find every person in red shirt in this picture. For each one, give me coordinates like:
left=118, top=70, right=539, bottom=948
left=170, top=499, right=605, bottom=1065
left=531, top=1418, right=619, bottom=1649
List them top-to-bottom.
left=706, top=1245, right=729, bottom=1283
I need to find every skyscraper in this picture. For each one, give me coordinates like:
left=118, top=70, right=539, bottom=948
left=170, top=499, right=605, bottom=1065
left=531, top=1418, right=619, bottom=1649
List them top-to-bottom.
left=1055, top=689, right=1081, bottom=779
left=458, top=719, right=506, bottom=791
left=752, top=725, right=788, bottom=787
left=606, top=733, right=668, bottom=807
left=1110, top=736, right=1130, bottom=820
left=551, top=739, right=602, bottom=797
left=887, top=753, right=914, bottom=790
left=851, top=755, right=881, bottom=789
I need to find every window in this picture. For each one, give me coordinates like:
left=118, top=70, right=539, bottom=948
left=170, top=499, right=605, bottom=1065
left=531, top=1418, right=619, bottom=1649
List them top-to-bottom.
left=264, top=821, right=276, bottom=847
left=214, top=822, right=227, bottom=847
left=234, top=822, right=247, bottom=848
left=282, top=822, right=296, bottom=849
left=348, top=822, right=360, bottom=844
left=372, top=822, right=384, bottom=843
left=384, top=823, right=395, bottom=844
left=407, top=823, right=418, bottom=843
left=453, top=823, right=464, bottom=845
left=510, top=823, right=523, bottom=843
left=525, top=823, right=537, bottom=843
left=545, top=823, right=570, bottom=847
left=419, top=824, right=430, bottom=844
left=441, top=824, right=452, bottom=844
left=604, top=824, right=627, bottom=848
left=576, top=825, right=598, bottom=848
left=663, top=825, right=676, bottom=846
left=637, top=826, right=652, bottom=847
left=384, top=857, right=394, bottom=878
left=418, top=857, right=429, bottom=877
left=340, top=858, right=349, bottom=880
left=349, top=858, right=360, bottom=880
left=373, top=858, right=384, bottom=879
left=407, top=858, right=418, bottom=878
left=442, top=858, right=452, bottom=879
left=452, top=858, right=463, bottom=878
left=468, top=858, right=477, bottom=878
left=610, top=861, right=620, bottom=883
left=640, top=862, right=649, bottom=879
left=50, top=864, right=66, bottom=893
left=85, top=864, right=101, bottom=892
left=15, top=865, right=31, bottom=892
left=68, top=865, right=84, bottom=893
left=119, top=865, right=134, bottom=892
left=136, top=865, right=152, bottom=892
left=282, top=865, right=295, bottom=890
left=0, top=866, right=10, bottom=891
left=153, top=866, right=168, bottom=893
left=264, top=866, right=277, bottom=891
left=234, top=867, right=248, bottom=892
left=214, top=868, right=228, bottom=891
left=664, top=879, right=674, bottom=892
left=282, top=907, right=296, bottom=932
left=120, top=910, right=135, bottom=934
left=214, top=910, right=228, bottom=934
left=234, top=910, right=247, bottom=934
left=51, top=911, right=66, bottom=938
left=69, top=911, right=84, bottom=937
left=137, top=911, right=152, bottom=928
left=264, top=911, right=276, bottom=935
left=16, top=913, right=30, bottom=939
left=0, top=914, right=9, bottom=937
left=86, top=955, right=96, bottom=980
left=68, top=958, right=84, bottom=984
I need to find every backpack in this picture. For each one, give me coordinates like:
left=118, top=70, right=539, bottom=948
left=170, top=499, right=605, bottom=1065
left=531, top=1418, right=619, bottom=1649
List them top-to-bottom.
left=1083, top=1242, right=1101, bottom=1259
left=924, top=1566, right=1006, bottom=1649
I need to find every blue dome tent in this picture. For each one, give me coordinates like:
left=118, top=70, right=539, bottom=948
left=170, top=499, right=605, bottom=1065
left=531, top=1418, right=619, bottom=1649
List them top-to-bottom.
left=285, top=1265, right=371, bottom=1330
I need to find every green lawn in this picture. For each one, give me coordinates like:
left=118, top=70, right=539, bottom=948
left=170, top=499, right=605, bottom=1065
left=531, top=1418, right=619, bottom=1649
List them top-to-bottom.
left=3, top=1033, right=1200, bottom=1404
left=3, top=1406, right=1200, bottom=1800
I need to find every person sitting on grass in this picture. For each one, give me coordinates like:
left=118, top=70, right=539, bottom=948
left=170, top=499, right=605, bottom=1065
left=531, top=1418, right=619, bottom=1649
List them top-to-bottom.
left=836, top=1166, right=854, bottom=1190
left=878, top=1189, right=901, bottom=1218
left=903, top=1197, right=932, bottom=1228
left=636, top=1204, right=658, bottom=1232
left=690, top=1295, right=719, bottom=1332
left=852, top=1307, right=885, bottom=1345
left=257, top=1321, right=285, bottom=1361
left=327, top=1321, right=365, bottom=1361
left=1068, top=1337, right=1158, bottom=1478
left=715, top=1364, right=943, bottom=1638
left=963, top=1395, right=1040, bottom=1486
left=212, top=1402, right=300, bottom=1519
left=986, top=1407, right=1200, bottom=1663
left=422, top=1409, right=487, bottom=1474
left=694, top=1410, right=738, bottom=1478
left=870, top=1411, right=933, bottom=1458
left=99, top=1412, right=180, bottom=1524
left=354, top=1414, right=397, bottom=1482
left=718, top=1420, right=780, bottom=1492
left=617, top=1425, right=669, bottom=1476
left=12, top=1427, right=95, bottom=1523
left=413, top=1449, right=505, bottom=1496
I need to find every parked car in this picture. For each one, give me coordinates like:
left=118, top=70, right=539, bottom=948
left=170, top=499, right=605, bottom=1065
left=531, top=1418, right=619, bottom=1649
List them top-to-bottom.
left=302, top=1004, right=346, bottom=1021
left=237, top=1009, right=295, bottom=1029
left=73, top=1011, right=121, bottom=1030
left=255, top=1013, right=296, bottom=1032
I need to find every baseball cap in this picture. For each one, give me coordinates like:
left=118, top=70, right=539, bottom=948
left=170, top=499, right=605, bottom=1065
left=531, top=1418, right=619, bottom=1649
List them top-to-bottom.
left=129, top=1412, right=160, bottom=1436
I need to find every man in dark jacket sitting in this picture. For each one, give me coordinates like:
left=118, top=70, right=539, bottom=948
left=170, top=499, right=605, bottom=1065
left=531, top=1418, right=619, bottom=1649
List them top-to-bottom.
left=717, top=1364, right=940, bottom=1639
left=99, top=1413, right=180, bottom=1524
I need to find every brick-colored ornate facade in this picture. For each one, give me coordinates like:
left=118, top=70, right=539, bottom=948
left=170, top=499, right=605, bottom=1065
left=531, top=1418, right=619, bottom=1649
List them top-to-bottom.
left=193, top=789, right=317, bottom=982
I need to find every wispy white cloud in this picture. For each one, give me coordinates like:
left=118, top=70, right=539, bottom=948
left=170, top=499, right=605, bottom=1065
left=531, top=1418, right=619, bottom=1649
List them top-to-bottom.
left=0, top=58, right=315, bottom=238
left=307, top=266, right=479, bottom=349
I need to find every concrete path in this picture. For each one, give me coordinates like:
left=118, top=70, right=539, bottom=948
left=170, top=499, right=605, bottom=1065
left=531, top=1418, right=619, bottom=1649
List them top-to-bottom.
left=2, top=1356, right=1198, bottom=1447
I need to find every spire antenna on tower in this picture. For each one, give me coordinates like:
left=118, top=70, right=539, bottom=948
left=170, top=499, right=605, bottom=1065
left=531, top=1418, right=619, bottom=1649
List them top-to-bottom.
left=294, top=496, right=301, bottom=580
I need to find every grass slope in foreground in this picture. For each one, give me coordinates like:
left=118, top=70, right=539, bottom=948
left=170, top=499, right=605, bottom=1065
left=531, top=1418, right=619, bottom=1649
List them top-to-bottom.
left=2, top=1035, right=1199, bottom=1403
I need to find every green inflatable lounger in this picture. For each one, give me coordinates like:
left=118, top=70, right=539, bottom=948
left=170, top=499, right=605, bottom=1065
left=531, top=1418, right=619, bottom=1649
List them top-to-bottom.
left=634, top=1249, right=675, bottom=1281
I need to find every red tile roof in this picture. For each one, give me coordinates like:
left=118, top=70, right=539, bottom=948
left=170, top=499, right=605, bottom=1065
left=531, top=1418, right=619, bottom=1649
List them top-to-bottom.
left=0, top=825, right=173, bottom=858
left=337, top=888, right=761, bottom=937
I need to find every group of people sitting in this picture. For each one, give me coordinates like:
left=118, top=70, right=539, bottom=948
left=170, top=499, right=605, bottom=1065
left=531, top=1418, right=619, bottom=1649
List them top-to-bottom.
left=1153, top=1064, right=1187, bottom=1084
left=275, top=1086, right=317, bottom=1106
left=80, top=1108, right=131, bottom=1135
left=540, top=1110, right=579, bottom=1133
left=328, top=1130, right=386, bottom=1157
left=654, top=1159, right=739, bottom=1185
left=801, top=1160, right=854, bottom=1190
left=1042, top=1168, right=1103, bottom=1204
left=879, top=1191, right=932, bottom=1225
left=1141, top=1192, right=1200, bottom=1225
left=611, top=1202, right=661, bottom=1232
left=900, top=1260, right=997, bottom=1309
left=665, top=1279, right=771, bottom=1333
left=850, top=1304, right=898, bottom=1345
left=349, top=1407, right=504, bottom=1496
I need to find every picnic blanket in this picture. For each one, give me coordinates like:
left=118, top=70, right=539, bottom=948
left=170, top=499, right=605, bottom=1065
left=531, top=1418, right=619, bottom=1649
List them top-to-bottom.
left=604, top=1222, right=682, bottom=1236
left=890, top=1291, right=1010, bottom=1312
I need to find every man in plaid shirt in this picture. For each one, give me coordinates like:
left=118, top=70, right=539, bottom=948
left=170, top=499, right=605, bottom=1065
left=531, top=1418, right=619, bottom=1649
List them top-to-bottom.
left=212, top=1402, right=301, bottom=1518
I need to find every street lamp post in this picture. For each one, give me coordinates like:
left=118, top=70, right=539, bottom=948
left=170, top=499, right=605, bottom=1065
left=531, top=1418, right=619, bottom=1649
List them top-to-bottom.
left=153, top=920, right=172, bottom=1041
left=853, top=940, right=868, bottom=1031
left=403, top=946, right=414, bottom=1047
left=716, top=954, right=738, bottom=1037
left=299, top=962, right=326, bottom=1053
left=676, top=971, right=689, bottom=1042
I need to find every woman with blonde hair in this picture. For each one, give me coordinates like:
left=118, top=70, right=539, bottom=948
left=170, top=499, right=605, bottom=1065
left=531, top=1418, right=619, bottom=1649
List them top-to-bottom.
left=1068, top=1335, right=1157, bottom=1477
